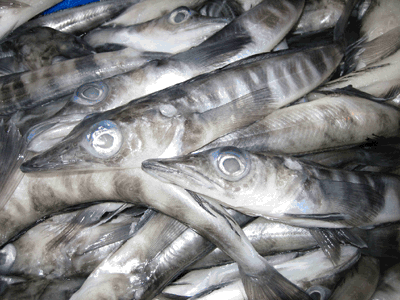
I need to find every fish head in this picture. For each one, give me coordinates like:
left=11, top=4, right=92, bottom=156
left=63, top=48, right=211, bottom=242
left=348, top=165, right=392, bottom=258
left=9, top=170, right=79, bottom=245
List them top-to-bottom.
left=21, top=101, right=182, bottom=173
left=142, top=146, right=267, bottom=203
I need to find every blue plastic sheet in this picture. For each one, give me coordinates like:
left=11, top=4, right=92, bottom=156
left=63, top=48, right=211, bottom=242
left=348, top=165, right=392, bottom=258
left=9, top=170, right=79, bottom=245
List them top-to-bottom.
left=43, top=0, right=101, bottom=15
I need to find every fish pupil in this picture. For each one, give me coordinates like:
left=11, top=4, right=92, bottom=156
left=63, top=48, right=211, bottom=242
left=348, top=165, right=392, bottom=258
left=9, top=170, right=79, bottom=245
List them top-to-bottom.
left=174, top=12, right=186, bottom=23
left=83, top=86, right=100, bottom=100
left=95, top=133, right=114, bottom=149
left=223, top=157, right=240, bottom=174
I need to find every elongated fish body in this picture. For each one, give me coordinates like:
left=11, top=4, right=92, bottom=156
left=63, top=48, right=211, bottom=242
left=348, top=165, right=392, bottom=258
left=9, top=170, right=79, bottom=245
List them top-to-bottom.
left=0, top=0, right=63, bottom=41
left=13, top=0, right=141, bottom=36
left=62, top=0, right=306, bottom=114
left=292, top=0, right=346, bottom=35
left=361, top=0, right=400, bottom=41
left=84, top=7, right=228, bottom=54
left=21, top=42, right=343, bottom=174
left=0, top=48, right=168, bottom=115
left=200, top=96, right=400, bottom=155
left=142, top=147, right=400, bottom=228
left=0, top=203, right=139, bottom=279
left=70, top=210, right=252, bottom=300
left=189, top=218, right=318, bottom=270
left=167, top=246, right=359, bottom=299
left=162, top=252, right=300, bottom=298
left=329, top=256, right=380, bottom=300
left=370, top=262, right=400, bottom=300
left=1, top=276, right=85, bottom=300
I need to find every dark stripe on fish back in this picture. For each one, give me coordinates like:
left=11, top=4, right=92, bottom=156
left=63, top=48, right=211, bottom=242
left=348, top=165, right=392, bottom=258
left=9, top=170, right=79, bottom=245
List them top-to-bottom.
left=74, top=56, right=102, bottom=80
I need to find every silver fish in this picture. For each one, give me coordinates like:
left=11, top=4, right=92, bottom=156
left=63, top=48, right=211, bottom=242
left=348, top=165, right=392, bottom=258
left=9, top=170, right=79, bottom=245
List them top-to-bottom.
left=0, top=0, right=63, bottom=40
left=13, top=0, right=141, bottom=36
left=84, top=6, right=229, bottom=54
left=0, top=48, right=169, bottom=115
left=199, top=95, right=400, bottom=155
left=142, top=147, right=400, bottom=228
left=0, top=202, right=138, bottom=279
left=70, top=209, right=252, bottom=300
left=169, top=246, right=359, bottom=300
left=329, top=256, right=380, bottom=300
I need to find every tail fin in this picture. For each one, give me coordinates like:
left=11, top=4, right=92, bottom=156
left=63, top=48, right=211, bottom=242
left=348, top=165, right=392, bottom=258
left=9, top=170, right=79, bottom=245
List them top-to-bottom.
left=334, top=0, right=360, bottom=45
left=239, top=257, right=312, bottom=300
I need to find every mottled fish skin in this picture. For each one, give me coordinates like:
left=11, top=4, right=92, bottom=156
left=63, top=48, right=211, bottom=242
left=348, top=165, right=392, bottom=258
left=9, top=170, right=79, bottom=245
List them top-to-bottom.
left=0, top=0, right=63, bottom=41
left=12, top=0, right=141, bottom=36
left=292, top=0, right=346, bottom=34
left=84, top=7, right=229, bottom=54
left=4, top=26, right=94, bottom=71
left=21, top=40, right=342, bottom=173
left=0, top=48, right=168, bottom=115
left=200, top=95, right=400, bottom=155
left=142, top=147, right=400, bottom=228
left=1, top=203, right=138, bottom=279
left=70, top=210, right=252, bottom=300
left=172, top=246, right=360, bottom=300
left=329, top=256, right=380, bottom=300
left=370, top=262, right=400, bottom=300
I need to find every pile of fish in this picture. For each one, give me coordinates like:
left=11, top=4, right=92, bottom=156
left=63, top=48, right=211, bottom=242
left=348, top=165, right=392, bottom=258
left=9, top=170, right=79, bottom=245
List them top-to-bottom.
left=0, top=0, right=400, bottom=299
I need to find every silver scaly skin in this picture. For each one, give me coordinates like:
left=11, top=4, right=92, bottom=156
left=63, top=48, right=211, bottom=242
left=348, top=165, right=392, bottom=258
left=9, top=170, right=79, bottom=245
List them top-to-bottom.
left=0, top=0, right=63, bottom=41
left=26, top=0, right=306, bottom=153
left=84, top=7, right=229, bottom=54
left=199, top=95, right=400, bottom=155
left=142, top=147, right=400, bottom=228
left=370, top=262, right=400, bottom=300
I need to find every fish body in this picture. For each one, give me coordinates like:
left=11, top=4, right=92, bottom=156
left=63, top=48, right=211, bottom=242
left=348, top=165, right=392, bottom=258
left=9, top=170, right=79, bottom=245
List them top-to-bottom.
left=0, top=0, right=63, bottom=41
left=84, top=7, right=229, bottom=54
left=200, top=96, right=400, bottom=155
left=142, top=147, right=400, bottom=228
left=370, top=262, right=400, bottom=300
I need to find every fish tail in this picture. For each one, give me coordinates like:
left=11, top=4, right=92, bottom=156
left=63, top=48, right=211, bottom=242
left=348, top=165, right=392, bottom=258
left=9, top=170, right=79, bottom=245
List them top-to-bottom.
left=334, top=0, right=360, bottom=46
left=239, top=257, right=311, bottom=300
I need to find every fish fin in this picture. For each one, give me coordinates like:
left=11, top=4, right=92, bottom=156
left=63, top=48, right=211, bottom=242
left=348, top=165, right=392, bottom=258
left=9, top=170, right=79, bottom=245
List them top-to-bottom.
left=345, top=26, right=400, bottom=73
left=175, top=34, right=252, bottom=67
left=316, top=85, right=399, bottom=102
left=0, top=119, right=26, bottom=211
left=131, top=208, right=158, bottom=234
left=285, top=213, right=347, bottom=222
left=79, top=223, right=133, bottom=254
left=309, top=228, right=342, bottom=265
left=335, top=228, right=367, bottom=248
left=239, top=257, right=312, bottom=300
left=188, top=282, right=235, bottom=299
left=157, top=293, right=190, bottom=300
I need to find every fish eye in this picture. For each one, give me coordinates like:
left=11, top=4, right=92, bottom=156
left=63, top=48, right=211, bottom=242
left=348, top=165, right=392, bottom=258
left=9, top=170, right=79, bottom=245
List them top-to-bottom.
left=169, top=7, right=191, bottom=24
left=72, top=81, right=109, bottom=106
left=80, top=120, right=123, bottom=159
left=212, top=147, right=250, bottom=181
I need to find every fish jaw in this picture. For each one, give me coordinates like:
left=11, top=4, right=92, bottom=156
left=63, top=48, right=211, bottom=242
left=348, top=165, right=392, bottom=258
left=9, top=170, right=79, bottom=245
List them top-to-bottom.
left=142, top=156, right=218, bottom=191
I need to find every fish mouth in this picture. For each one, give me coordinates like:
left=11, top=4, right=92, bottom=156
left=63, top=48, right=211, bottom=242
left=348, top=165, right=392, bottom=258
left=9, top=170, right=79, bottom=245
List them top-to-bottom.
left=142, top=159, right=215, bottom=190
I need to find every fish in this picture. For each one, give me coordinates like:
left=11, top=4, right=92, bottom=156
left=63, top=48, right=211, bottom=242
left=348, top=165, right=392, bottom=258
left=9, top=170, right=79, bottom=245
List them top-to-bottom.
left=0, top=0, right=63, bottom=41
left=12, top=0, right=141, bottom=36
left=25, top=0, right=306, bottom=153
left=83, top=6, right=229, bottom=54
left=0, top=47, right=170, bottom=115
left=198, top=95, right=400, bottom=155
left=142, top=146, right=400, bottom=228
left=0, top=202, right=140, bottom=279
left=70, top=209, right=252, bottom=300
left=166, top=246, right=360, bottom=300
left=328, top=256, right=380, bottom=300
left=369, top=262, right=400, bottom=300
